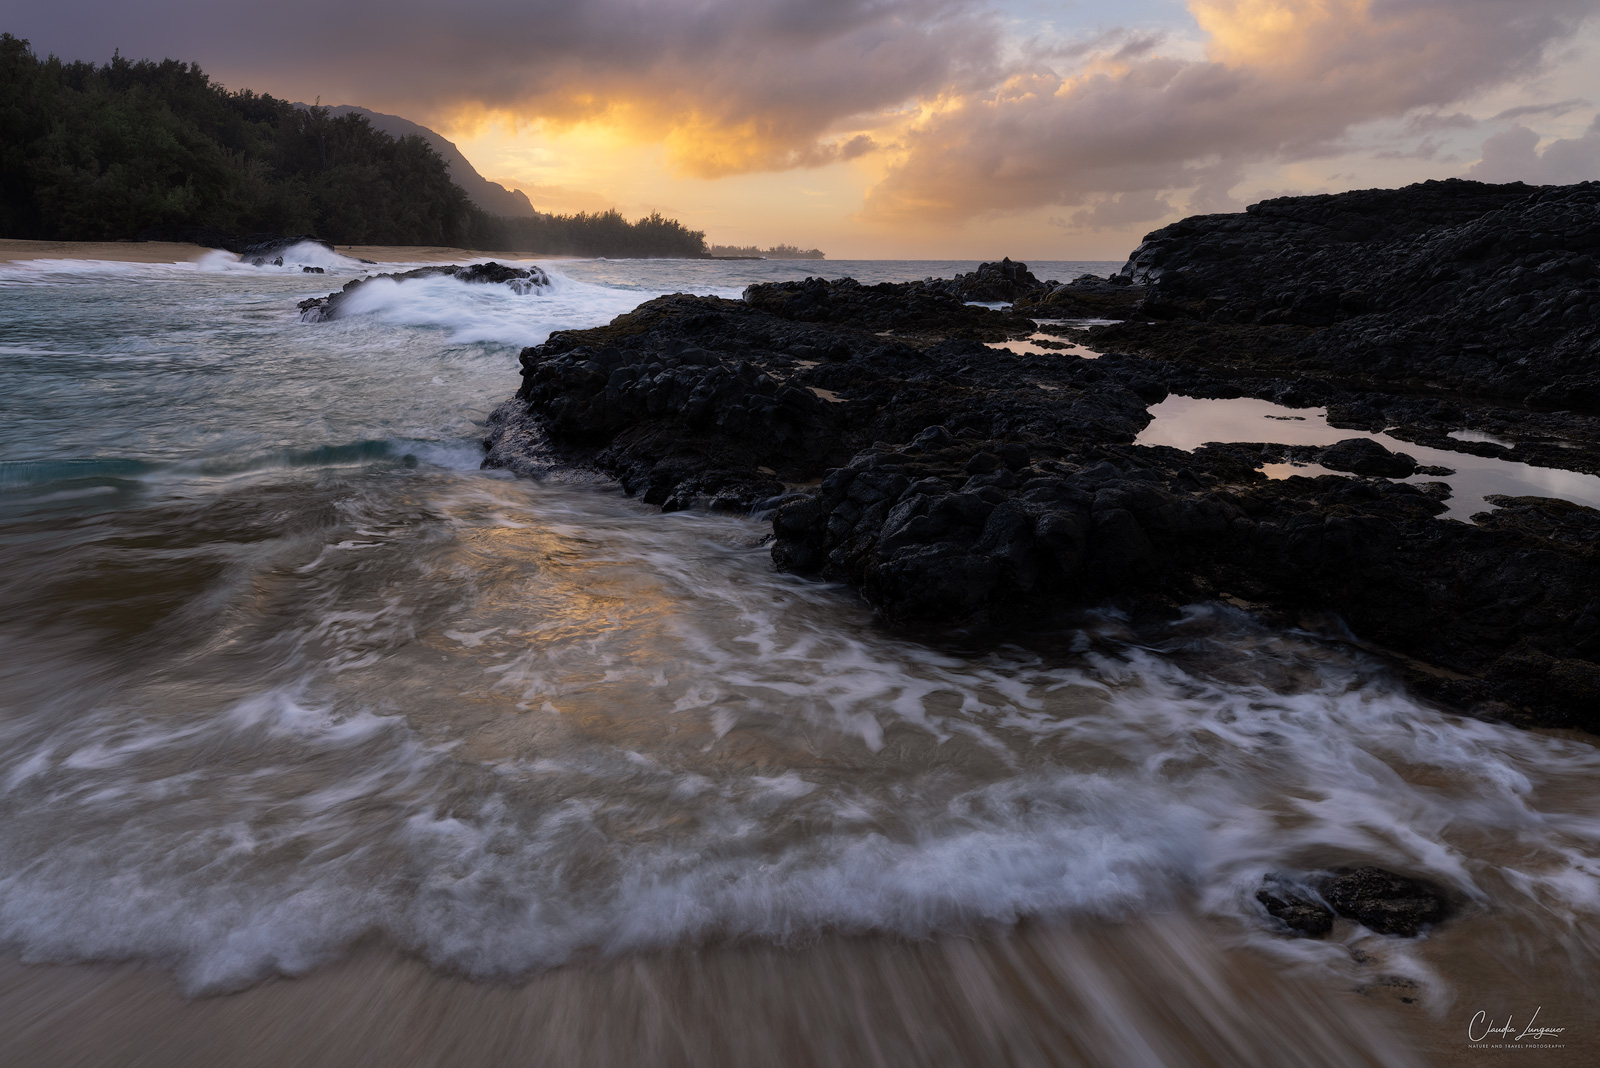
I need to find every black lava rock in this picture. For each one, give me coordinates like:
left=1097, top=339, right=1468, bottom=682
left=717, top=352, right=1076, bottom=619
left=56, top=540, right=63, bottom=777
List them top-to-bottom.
left=1097, top=179, right=1600, bottom=414
left=475, top=221, right=1600, bottom=736
left=921, top=258, right=1049, bottom=303
left=299, top=262, right=551, bottom=321
left=1014, top=273, right=1148, bottom=318
left=1318, top=438, right=1418, bottom=478
left=1321, top=867, right=1449, bottom=937
left=1256, top=879, right=1335, bottom=937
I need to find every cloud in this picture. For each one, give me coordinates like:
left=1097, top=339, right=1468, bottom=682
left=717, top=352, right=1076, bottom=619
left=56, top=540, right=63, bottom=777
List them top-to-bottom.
left=9, top=0, right=999, bottom=177
left=10, top=0, right=1597, bottom=223
left=862, top=0, right=1598, bottom=223
left=1491, top=98, right=1590, bottom=122
left=1404, top=110, right=1478, bottom=134
left=1467, top=112, right=1600, bottom=183
left=1373, top=137, right=1454, bottom=161
left=1052, top=190, right=1176, bottom=231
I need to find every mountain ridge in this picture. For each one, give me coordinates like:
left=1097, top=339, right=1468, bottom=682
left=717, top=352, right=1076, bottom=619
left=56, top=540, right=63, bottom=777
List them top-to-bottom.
left=299, top=103, right=539, bottom=219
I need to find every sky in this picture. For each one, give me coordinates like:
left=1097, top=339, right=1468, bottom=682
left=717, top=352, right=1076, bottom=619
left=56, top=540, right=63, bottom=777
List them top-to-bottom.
left=10, top=1, right=1600, bottom=259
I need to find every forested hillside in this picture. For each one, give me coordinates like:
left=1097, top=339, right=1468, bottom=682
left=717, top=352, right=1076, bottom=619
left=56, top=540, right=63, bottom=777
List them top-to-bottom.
left=0, top=35, right=707, bottom=256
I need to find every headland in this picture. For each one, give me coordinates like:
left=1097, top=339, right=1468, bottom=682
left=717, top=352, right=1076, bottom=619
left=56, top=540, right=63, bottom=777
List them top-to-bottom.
left=462, top=179, right=1600, bottom=734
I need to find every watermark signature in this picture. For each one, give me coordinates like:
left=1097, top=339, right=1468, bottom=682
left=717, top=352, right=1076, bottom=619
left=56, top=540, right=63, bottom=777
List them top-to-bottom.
left=1467, top=1006, right=1567, bottom=1049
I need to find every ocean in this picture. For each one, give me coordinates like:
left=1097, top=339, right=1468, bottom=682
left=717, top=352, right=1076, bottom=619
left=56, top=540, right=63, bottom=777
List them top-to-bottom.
left=1, top=248, right=1595, bottom=1066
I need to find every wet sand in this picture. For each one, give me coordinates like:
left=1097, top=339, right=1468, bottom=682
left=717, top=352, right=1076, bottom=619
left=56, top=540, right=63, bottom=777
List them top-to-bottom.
left=6, top=908, right=1587, bottom=1068
left=8, top=910, right=1591, bottom=1068
left=0, top=918, right=1433, bottom=1068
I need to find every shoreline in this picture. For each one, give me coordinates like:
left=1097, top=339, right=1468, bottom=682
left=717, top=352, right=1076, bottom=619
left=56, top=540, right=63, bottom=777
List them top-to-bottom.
left=0, top=918, right=1429, bottom=1068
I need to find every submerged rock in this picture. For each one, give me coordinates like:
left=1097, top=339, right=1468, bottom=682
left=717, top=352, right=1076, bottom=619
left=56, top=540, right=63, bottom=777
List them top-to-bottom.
left=241, top=235, right=335, bottom=267
left=298, top=262, right=550, bottom=322
left=1257, top=867, right=1450, bottom=938
left=1321, top=867, right=1449, bottom=937
left=1256, top=880, right=1335, bottom=937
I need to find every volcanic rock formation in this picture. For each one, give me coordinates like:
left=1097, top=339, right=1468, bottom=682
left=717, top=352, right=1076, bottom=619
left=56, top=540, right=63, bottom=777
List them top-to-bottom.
left=467, top=182, right=1600, bottom=734
left=298, top=262, right=551, bottom=322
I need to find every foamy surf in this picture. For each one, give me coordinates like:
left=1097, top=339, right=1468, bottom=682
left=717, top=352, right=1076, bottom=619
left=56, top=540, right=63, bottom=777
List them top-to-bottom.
left=194, top=240, right=373, bottom=273
left=303, top=266, right=674, bottom=347
left=1, top=467, right=1597, bottom=999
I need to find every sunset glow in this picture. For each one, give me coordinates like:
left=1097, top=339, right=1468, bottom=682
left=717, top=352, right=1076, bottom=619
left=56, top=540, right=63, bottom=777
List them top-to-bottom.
left=8, top=1, right=1599, bottom=256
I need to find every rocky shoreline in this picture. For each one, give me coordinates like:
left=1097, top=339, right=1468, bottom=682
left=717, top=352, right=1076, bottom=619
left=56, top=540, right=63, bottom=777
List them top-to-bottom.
left=468, top=180, right=1599, bottom=735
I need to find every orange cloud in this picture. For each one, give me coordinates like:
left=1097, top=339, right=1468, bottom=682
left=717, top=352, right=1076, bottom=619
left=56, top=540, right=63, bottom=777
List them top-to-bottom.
left=15, top=0, right=1596, bottom=247
left=863, top=0, right=1597, bottom=224
left=1193, top=0, right=1367, bottom=66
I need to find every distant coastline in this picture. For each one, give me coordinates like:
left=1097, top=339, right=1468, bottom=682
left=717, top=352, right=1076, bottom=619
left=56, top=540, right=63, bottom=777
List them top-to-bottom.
left=708, top=244, right=825, bottom=260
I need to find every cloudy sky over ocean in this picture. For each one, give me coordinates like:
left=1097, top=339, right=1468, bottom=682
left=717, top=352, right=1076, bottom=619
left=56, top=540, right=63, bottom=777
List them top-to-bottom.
left=12, top=0, right=1600, bottom=256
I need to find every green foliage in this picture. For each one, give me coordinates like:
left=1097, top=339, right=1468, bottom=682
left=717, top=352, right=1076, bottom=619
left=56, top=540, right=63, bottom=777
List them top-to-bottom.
left=0, top=35, right=707, bottom=256
left=495, top=210, right=707, bottom=258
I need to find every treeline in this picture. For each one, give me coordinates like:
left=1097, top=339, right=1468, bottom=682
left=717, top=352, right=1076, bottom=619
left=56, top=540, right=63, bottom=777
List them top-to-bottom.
left=0, top=35, right=708, bottom=257
left=499, top=210, right=708, bottom=258
left=708, top=243, right=825, bottom=259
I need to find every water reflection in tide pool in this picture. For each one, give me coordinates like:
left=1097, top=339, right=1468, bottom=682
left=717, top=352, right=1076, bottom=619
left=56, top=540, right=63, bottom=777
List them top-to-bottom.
left=988, top=319, right=1114, bottom=360
left=1136, top=394, right=1600, bottom=521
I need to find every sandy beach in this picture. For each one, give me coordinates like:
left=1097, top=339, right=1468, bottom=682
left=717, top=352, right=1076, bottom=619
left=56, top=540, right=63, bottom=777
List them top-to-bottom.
left=0, top=239, right=215, bottom=264
left=340, top=244, right=550, bottom=263
left=4, top=910, right=1587, bottom=1068
left=0, top=921, right=1427, bottom=1068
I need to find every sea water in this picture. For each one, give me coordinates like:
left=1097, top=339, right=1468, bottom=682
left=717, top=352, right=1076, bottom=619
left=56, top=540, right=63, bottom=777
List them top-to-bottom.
left=1, top=251, right=1597, bottom=1065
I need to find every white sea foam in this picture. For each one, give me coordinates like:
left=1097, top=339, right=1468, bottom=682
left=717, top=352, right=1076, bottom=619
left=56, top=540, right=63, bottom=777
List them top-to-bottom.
left=195, top=241, right=371, bottom=274
left=0, top=257, right=205, bottom=282
left=318, top=266, right=738, bottom=347
left=1, top=472, right=1597, bottom=995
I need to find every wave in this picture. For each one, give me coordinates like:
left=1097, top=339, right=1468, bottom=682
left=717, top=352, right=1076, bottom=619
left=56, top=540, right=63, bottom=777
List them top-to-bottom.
left=194, top=241, right=372, bottom=274
left=0, top=258, right=204, bottom=282
left=303, top=267, right=740, bottom=347
left=0, top=439, right=488, bottom=498
left=0, top=457, right=162, bottom=488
